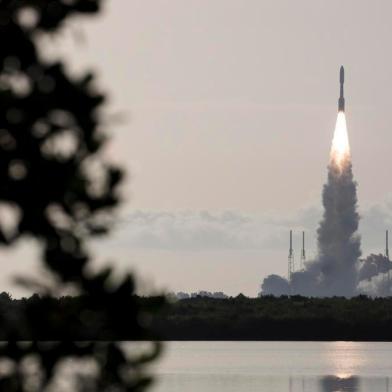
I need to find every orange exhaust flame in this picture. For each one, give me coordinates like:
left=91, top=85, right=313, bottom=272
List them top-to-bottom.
left=330, top=111, right=350, bottom=171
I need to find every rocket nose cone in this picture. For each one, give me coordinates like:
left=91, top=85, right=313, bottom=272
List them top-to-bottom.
left=340, top=66, right=344, bottom=83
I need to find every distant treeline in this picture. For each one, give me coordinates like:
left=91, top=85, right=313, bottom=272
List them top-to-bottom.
left=0, top=292, right=163, bottom=340
left=1, top=293, right=392, bottom=340
left=154, top=295, right=392, bottom=341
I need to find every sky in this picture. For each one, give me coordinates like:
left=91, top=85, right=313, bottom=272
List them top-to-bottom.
left=4, top=0, right=392, bottom=297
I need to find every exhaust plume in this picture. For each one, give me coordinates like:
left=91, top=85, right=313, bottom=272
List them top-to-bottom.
left=262, top=68, right=392, bottom=297
left=309, top=111, right=361, bottom=296
left=262, top=112, right=362, bottom=297
left=330, top=112, right=350, bottom=170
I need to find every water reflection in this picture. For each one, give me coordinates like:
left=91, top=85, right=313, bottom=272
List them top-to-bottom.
left=152, top=342, right=392, bottom=392
left=153, top=374, right=392, bottom=392
left=320, top=375, right=359, bottom=391
left=287, top=376, right=391, bottom=392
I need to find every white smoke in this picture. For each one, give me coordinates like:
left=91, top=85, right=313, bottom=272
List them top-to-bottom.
left=262, top=110, right=392, bottom=297
left=263, top=112, right=364, bottom=297
left=302, top=160, right=361, bottom=296
left=357, top=272, right=392, bottom=297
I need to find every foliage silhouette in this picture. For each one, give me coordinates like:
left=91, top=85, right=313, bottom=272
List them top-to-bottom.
left=0, top=1, right=163, bottom=391
left=0, top=293, right=389, bottom=341
left=154, top=295, right=392, bottom=341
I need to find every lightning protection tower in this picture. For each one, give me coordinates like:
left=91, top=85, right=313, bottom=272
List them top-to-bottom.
left=288, top=230, right=294, bottom=282
left=386, top=230, right=391, bottom=290
left=300, top=231, right=306, bottom=271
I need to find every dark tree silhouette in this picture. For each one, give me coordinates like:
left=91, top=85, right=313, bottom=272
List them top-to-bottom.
left=0, top=1, right=163, bottom=391
left=153, top=295, right=392, bottom=341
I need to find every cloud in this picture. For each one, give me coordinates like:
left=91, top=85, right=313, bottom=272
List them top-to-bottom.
left=96, top=198, right=392, bottom=255
left=102, top=209, right=318, bottom=252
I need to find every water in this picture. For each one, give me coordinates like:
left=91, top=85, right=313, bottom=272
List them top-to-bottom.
left=150, top=341, right=392, bottom=392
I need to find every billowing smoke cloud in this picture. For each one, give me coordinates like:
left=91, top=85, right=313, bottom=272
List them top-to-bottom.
left=262, top=112, right=364, bottom=297
left=262, top=112, right=392, bottom=297
left=299, top=158, right=361, bottom=296
left=357, top=253, right=392, bottom=296
left=358, top=253, right=391, bottom=282
left=357, top=272, right=392, bottom=297
left=260, top=274, right=289, bottom=296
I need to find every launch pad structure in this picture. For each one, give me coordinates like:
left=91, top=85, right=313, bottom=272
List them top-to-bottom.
left=287, top=229, right=392, bottom=286
left=287, top=230, right=306, bottom=282
left=386, top=230, right=391, bottom=287
left=300, top=231, right=306, bottom=271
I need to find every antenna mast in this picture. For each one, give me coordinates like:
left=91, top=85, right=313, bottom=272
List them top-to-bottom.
left=288, top=230, right=294, bottom=282
left=387, top=230, right=391, bottom=293
left=300, top=231, right=306, bottom=271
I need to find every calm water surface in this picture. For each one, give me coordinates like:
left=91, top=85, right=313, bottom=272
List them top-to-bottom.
left=150, top=341, right=392, bottom=392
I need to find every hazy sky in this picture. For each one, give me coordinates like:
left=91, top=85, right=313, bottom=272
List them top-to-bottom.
left=5, top=0, right=392, bottom=297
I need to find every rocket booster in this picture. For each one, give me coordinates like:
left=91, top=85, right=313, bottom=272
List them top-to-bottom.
left=338, top=66, right=345, bottom=112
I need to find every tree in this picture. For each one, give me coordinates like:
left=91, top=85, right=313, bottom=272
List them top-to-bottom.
left=0, top=1, right=163, bottom=390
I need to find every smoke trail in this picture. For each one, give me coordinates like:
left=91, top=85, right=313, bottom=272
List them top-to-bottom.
left=262, top=110, right=392, bottom=297
left=262, top=112, right=362, bottom=297
left=294, top=112, right=361, bottom=296
left=313, top=138, right=361, bottom=295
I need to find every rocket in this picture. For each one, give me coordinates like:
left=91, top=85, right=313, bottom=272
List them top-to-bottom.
left=338, top=65, right=345, bottom=112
